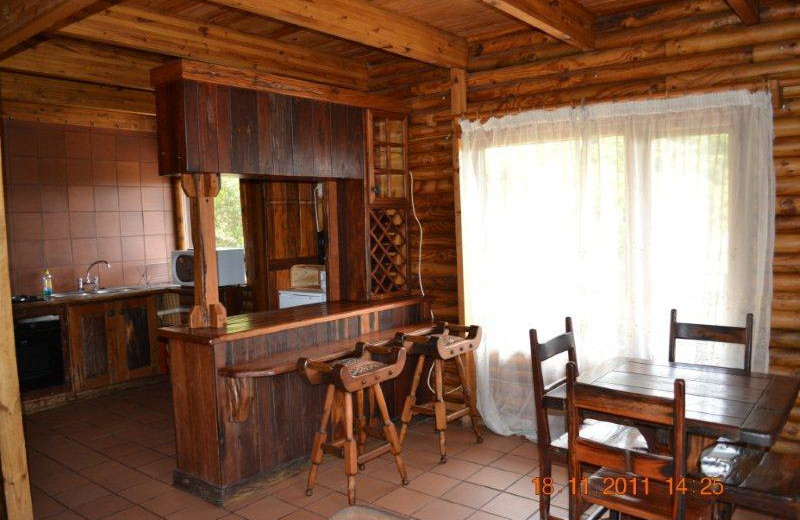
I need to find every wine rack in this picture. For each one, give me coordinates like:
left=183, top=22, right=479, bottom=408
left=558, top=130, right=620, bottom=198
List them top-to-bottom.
left=369, top=208, right=409, bottom=297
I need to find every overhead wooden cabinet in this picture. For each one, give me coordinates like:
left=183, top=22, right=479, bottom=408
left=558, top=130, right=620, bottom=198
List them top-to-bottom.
left=69, top=296, right=159, bottom=391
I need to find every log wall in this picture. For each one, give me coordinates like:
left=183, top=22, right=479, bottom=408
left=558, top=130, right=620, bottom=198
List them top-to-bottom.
left=371, top=0, right=800, bottom=453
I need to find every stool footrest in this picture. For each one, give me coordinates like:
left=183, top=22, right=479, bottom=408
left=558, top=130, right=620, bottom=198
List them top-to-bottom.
left=412, top=404, right=436, bottom=416
left=447, top=407, right=470, bottom=422
left=323, top=443, right=345, bottom=457
left=358, top=443, right=393, bottom=465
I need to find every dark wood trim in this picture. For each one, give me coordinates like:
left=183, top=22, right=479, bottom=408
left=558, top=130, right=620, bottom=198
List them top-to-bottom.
left=150, top=60, right=407, bottom=113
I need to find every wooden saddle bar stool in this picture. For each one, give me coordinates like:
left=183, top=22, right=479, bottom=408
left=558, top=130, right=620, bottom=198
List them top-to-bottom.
left=669, top=308, right=754, bottom=373
left=530, top=317, right=647, bottom=520
left=397, top=322, right=483, bottom=463
left=298, top=340, right=409, bottom=506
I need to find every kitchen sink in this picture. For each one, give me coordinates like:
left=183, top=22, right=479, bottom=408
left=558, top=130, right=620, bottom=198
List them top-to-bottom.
left=51, top=286, right=141, bottom=298
left=93, top=287, right=138, bottom=294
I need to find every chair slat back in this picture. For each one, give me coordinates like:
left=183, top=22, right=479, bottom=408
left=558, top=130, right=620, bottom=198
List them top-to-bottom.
left=669, top=309, right=754, bottom=373
left=530, top=317, right=577, bottom=452
left=567, top=362, right=687, bottom=519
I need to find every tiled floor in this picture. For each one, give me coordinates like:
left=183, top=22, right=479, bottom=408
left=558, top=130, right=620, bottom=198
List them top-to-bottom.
left=25, top=382, right=777, bottom=520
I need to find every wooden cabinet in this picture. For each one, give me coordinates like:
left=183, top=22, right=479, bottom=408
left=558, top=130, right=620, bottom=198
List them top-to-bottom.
left=365, top=109, right=410, bottom=299
left=69, top=296, right=159, bottom=391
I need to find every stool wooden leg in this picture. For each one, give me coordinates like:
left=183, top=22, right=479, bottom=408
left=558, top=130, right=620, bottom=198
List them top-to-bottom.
left=399, top=355, right=425, bottom=445
left=454, top=355, right=483, bottom=443
left=433, top=359, right=447, bottom=463
left=373, top=383, right=409, bottom=485
left=307, top=384, right=335, bottom=496
left=356, top=389, right=367, bottom=470
left=343, top=392, right=358, bottom=506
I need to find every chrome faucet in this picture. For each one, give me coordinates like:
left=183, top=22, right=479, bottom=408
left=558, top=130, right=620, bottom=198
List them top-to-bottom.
left=78, top=260, right=111, bottom=292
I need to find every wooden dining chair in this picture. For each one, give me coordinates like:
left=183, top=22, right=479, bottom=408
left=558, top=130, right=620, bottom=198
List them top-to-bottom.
left=669, top=309, right=753, bottom=373
left=530, top=317, right=647, bottom=520
left=565, top=361, right=715, bottom=520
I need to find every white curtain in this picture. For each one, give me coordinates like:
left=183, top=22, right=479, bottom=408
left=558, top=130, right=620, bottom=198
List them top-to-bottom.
left=459, top=90, right=774, bottom=439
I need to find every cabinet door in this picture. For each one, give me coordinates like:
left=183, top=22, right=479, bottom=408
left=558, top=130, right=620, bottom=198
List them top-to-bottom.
left=366, top=110, right=408, bottom=204
left=115, top=296, right=158, bottom=381
left=69, top=302, right=115, bottom=391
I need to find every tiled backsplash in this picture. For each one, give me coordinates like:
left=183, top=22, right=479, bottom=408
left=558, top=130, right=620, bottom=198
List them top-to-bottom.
left=3, top=119, right=176, bottom=295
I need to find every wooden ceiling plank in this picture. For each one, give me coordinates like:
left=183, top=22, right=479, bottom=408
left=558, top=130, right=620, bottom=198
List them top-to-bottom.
left=0, top=0, right=99, bottom=54
left=206, top=0, right=468, bottom=68
left=476, top=0, right=595, bottom=50
left=725, top=0, right=760, bottom=25
left=57, top=4, right=369, bottom=89
left=0, top=37, right=163, bottom=90
left=0, top=72, right=155, bottom=114
left=1, top=100, right=156, bottom=131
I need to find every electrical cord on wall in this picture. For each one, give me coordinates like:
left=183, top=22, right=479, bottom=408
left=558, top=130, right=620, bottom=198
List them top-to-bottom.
left=410, top=170, right=440, bottom=393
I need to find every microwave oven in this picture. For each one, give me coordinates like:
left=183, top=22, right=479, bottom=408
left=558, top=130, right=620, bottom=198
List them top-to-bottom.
left=171, top=248, right=246, bottom=287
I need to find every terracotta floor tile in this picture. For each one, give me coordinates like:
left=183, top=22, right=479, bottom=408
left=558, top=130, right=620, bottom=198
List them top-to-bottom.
left=479, top=435, right=525, bottom=454
left=508, top=443, right=538, bottom=461
left=455, top=446, right=505, bottom=466
left=402, top=449, right=444, bottom=471
left=491, top=454, right=538, bottom=475
left=136, top=457, right=176, bottom=478
left=430, top=458, right=483, bottom=480
left=79, top=460, right=150, bottom=491
left=371, top=463, right=424, bottom=485
left=33, top=467, right=90, bottom=496
left=467, top=467, right=519, bottom=491
left=407, top=472, right=460, bottom=497
left=349, top=475, right=396, bottom=504
left=506, top=475, right=539, bottom=500
left=118, top=478, right=173, bottom=503
left=274, top=480, right=333, bottom=508
left=53, top=482, right=110, bottom=509
left=441, top=482, right=500, bottom=509
left=32, top=486, right=67, bottom=519
left=373, top=487, right=435, bottom=516
left=550, top=487, right=569, bottom=509
left=141, top=489, right=207, bottom=517
left=304, top=492, right=353, bottom=517
left=481, top=493, right=538, bottom=520
left=73, top=494, right=132, bottom=520
left=236, top=496, right=298, bottom=520
left=413, top=498, right=475, bottom=520
left=166, top=501, right=230, bottom=520
left=102, top=505, right=160, bottom=520
left=280, top=510, right=326, bottom=520
left=47, top=511, right=86, bottom=520
left=467, top=511, right=510, bottom=520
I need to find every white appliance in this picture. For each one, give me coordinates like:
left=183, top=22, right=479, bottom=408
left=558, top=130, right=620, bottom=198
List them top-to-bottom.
left=171, top=248, right=246, bottom=287
left=278, top=264, right=327, bottom=308
left=279, top=288, right=326, bottom=309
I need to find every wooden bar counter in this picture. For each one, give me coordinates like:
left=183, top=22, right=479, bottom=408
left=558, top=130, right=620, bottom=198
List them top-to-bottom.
left=157, top=297, right=430, bottom=502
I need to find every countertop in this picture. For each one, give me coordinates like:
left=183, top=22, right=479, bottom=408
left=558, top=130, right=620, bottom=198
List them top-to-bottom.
left=11, top=284, right=183, bottom=311
left=157, top=296, right=427, bottom=345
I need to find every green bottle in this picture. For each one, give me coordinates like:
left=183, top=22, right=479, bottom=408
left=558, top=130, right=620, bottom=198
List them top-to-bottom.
left=42, top=268, right=53, bottom=299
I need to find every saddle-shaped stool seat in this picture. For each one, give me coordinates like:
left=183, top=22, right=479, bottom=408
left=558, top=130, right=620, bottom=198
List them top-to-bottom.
left=397, top=322, right=483, bottom=462
left=298, top=340, right=408, bottom=506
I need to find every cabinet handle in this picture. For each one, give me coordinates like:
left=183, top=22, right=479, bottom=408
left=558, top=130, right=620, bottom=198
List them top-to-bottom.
left=107, top=309, right=115, bottom=317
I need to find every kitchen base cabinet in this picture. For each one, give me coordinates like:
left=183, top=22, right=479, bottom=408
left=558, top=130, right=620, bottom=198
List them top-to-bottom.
left=69, top=296, right=160, bottom=392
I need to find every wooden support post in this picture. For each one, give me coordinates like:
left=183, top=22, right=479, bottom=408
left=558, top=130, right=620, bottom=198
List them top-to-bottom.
left=0, top=130, right=34, bottom=519
left=181, top=173, right=227, bottom=328
left=172, top=176, right=188, bottom=250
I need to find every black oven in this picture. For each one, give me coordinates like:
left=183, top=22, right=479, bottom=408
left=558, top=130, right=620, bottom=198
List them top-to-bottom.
left=14, top=315, right=65, bottom=392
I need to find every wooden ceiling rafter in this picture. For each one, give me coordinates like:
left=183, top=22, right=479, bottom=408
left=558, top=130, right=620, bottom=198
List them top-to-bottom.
left=0, top=0, right=101, bottom=55
left=204, top=0, right=469, bottom=68
left=476, top=0, right=596, bottom=50
left=725, top=0, right=760, bottom=24
left=56, top=4, right=370, bottom=89
left=0, top=36, right=165, bottom=90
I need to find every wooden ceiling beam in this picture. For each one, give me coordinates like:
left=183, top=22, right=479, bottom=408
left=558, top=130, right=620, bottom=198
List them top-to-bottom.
left=0, top=0, right=100, bottom=55
left=206, top=0, right=468, bottom=68
left=476, top=0, right=595, bottom=50
left=725, top=0, right=760, bottom=24
left=56, top=5, right=369, bottom=89
left=0, top=37, right=164, bottom=90
left=0, top=72, right=154, bottom=114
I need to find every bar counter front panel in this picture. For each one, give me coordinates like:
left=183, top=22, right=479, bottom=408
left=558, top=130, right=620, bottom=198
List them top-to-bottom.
left=158, top=297, right=429, bottom=501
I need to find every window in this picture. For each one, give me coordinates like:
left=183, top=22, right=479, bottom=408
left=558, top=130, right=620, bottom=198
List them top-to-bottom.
left=459, top=91, right=774, bottom=439
left=180, top=174, right=244, bottom=249
left=214, top=175, right=244, bottom=248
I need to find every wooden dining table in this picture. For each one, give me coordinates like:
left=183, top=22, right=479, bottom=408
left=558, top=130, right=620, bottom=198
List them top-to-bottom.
left=542, top=357, right=800, bottom=472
